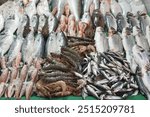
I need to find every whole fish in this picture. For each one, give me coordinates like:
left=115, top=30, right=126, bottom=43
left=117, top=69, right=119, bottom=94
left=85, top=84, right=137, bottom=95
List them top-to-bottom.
left=37, top=0, right=50, bottom=16
left=67, top=0, right=82, bottom=21
left=100, top=0, right=110, bottom=16
left=110, top=0, right=123, bottom=17
left=118, top=0, right=132, bottom=17
left=105, top=12, right=117, bottom=31
left=138, top=12, right=150, bottom=35
left=0, top=13, right=4, bottom=32
left=48, top=13, right=58, bottom=33
left=116, top=13, right=128, bottom=32
left=7, top=15, right=28, bottom=65
left=21, top=15, right=38, bottom=65
left=33, top=15, right=46, bottom=59
left=133, top=26, right=150, bottom=52
left=94, top=27, right=109, bottom=53
left=108, top=27, right=123, bottom=52
left=122, top=27, right=137, bottom=73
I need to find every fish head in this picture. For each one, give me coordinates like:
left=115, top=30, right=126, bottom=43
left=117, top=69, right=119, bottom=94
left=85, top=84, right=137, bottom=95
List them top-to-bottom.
left=30, top=14, right=38, bottom=30
left=38, top=14, right=46, bottom=31
left=96, top=26, right=104, bottom=35
left=122, top=27, right=131, bottom=36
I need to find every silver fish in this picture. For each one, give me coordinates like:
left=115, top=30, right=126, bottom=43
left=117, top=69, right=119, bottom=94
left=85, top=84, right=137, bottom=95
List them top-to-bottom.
left=24, top=0, right=37, bottom=19
left=37, top=0, right=50, bottom=16
left=56, top=0, right=66, bottom=19
left=67, top=0, right=82, bottom=21
left=83, top=0, right=93, bottom=13
left=93, top=0, right=100, bottom=10
left=100, top=0, right=110, bottom=16
left=110, top=0, right=123, bottom=17
left=118, top=0, right=132, bottom=17
left=130, top=0, right=147, bottom=16
left=138, top=12, right=150, bottom=35
left=0, top=13, right=4, bottom=32
left=48, top=13, right=58, bottom=32
left=105, top=13, right=117, bottom=31
left=116, top=13, right=128, bottom=32
left=21, top=15, right=38, bottom=64
left=33, top=15, right=46, bottom=59
left=146, top=25, right=150, bottom=47
left=133, top=26, right=150, bottom=52
left=94, top=27, right=109, bottom=53
left=122, top=27, right=137, bottom=72
left=108, top=28, right=123, bottom=52
left=132, top=44, right=149, bottom=68
left=86, top=85, right=99, bottom=99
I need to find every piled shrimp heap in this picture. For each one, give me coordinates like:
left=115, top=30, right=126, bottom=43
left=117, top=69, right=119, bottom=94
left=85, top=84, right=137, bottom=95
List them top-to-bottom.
left=0, top=0, right=150, bottom=100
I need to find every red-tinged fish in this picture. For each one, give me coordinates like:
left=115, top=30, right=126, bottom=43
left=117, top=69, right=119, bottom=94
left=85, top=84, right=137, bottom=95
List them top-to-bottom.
left=15, top=65, right=28, bottom=99
left=25, top=69, right=38, bottom=100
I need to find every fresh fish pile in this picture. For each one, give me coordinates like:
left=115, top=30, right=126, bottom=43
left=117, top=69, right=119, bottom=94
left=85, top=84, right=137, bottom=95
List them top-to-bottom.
left=0, top=0, right=150, bottom=100
left=80, top=52, right=138, bottom=99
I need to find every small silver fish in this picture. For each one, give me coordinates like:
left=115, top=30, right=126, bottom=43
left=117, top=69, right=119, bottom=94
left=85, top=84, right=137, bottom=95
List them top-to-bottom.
left=56, top=0, right=66, bottom=19
left=83, top=0, right=93, bottom=13
left=100, top=0, right=110, bottom=16
left=0, top=13, right=4, bottom=32
left=48, top=13, right=58, bottom=32
left=146, top=25, right=150, bottom=47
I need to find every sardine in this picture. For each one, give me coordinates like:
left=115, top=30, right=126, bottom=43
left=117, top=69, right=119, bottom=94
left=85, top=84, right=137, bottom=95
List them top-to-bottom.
left=67, top=0, right=82, bottom=21
left=93, top=0, right=100, bottom=10
left=110, top=0, right=123, bottom=17
left=146, top=25, right=150, bottom=47
left=94, top=27, right=109, bottom=53
left=86, top=85, right=99, bottom=99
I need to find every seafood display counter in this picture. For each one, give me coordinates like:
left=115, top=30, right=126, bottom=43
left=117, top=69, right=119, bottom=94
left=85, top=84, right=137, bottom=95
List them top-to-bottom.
left=0, top=0, right=150, bottom=100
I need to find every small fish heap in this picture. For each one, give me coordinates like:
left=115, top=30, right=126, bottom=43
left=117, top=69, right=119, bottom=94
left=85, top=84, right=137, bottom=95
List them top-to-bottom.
left=0, top=0, right=150, bottom=100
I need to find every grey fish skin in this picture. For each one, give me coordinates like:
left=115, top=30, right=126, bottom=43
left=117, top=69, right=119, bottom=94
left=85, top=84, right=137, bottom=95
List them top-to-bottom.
left=37, top=0, right=50, bottom=16
left=56, top=0, right=66, bottom=19
left=67, top=0, right=82, bottom=21
left=83, top=0, right=93, bottom=13
left=93, top=0, right=100, bottom=10
left=100, top=0, right=110, bottom=17
left=110, top=0, right=123, bottom=17
left=118, top=0, right=132, bottom=17
left=138, top=12, right=150, bottom=35
left=48, top=13, right=58, bottom=33
left=105, top=13, right=117, bottom=31
left=116, top=13, right=128, bottom=33
left=0, top=14, right=4, bottom=32
left=33, top=15, right=46, bottom=59
left=146, top=25, right=150, bottom=47
left=133, top=26, right=150, bottom=52
left=94, top=27, right=109, bottom=53
left=132, top=45, right=149, bottom=69
left=86, top=85, right=99, bottom=99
